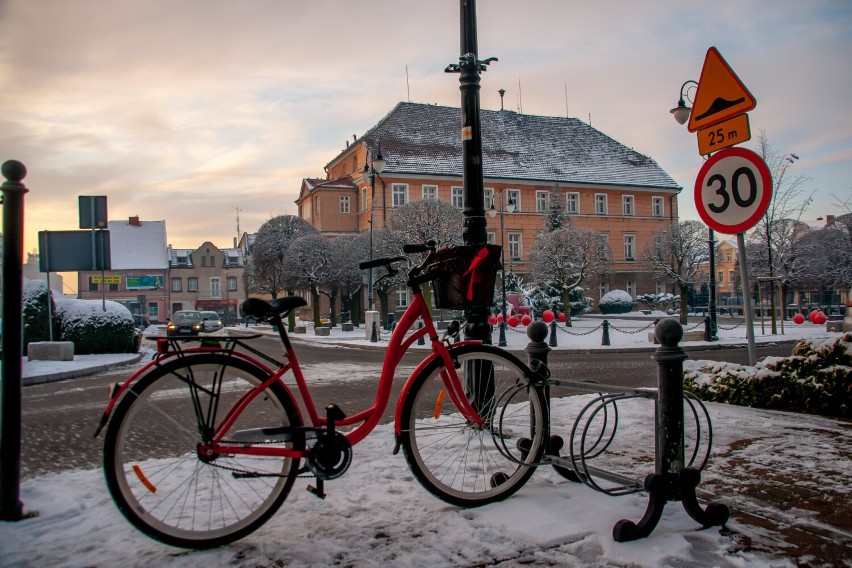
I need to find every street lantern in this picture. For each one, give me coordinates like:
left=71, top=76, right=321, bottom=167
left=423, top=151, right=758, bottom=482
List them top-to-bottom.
left=362, top=143, right=386, bottom=314
left=488, top=196, right=515, bottom=346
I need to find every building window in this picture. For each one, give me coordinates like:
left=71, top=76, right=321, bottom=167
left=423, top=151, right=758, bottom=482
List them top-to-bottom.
left=392, top=184, right=408, bottom=208
left=422, top=184, right=438, bottom=199
left=451, top=186, right=463, bottom=209
left=361, top=187, right=367, bottom=211
left=484, top=188, right=494, bottom=211
left=507, top=189, right=521, bottom=211
left=536, top=190, right=548, bottom=213
left=566, top=192, right=579, bottom=214
left=595, top=194, right=607, bottom=215
left=339, top=195, right=350, bottom=213
left=622, top=195, right=634, bottom=216
left=652, top=196, right=664, bottom=217
left=486, top=231, right=496, bottom=244
left=508, top=232, right=522, bottom=260
left=624, top=235, right=636, bottom=260
left=726, top=253, right=732, bottom=262
left=729, top=270, right=735, bottom=283
left=718, top=271, right=724, bottom=283
left=87, top=276, right=98, bottom=291
left=227, top=276, right=238, bottom=291
left=188, top=277, right=198, bottom=292
left=210, top=277, right=221, bottom=298
left=171, top=278, right=182, bottom=292
left=626, top=280, right=635, bottom=298
left=656, top=281, right=665, bottom=295
left=108, top=282, right=119, bottom=291
left=599, top=282, right=609, bottom=298
left=397, top=288, right=409, bottom=308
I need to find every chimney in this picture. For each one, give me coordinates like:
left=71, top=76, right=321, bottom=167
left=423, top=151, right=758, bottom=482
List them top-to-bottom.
left=826, top=215, right=835, bottom=225
left=129, top=216, right=141, bottom=226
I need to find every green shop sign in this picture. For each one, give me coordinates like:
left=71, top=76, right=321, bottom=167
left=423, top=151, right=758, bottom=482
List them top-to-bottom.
left=126, top=275, right=164, bottom=290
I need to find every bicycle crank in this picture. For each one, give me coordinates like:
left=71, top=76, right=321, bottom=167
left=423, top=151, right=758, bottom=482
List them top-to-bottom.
left=306, top=430, right=352, bottom=480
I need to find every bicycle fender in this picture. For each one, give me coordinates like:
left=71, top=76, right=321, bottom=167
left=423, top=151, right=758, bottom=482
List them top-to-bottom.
left=392, top=340, right=482, bottom=439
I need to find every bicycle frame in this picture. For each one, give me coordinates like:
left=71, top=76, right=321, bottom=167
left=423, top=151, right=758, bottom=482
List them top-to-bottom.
left=96, top=288, right=486, bottom=461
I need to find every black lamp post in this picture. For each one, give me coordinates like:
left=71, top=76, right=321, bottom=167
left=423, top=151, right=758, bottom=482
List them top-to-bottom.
left=671, top=79, right=717, bottom=338
left=361, top=143, right=386, bottom=313
left=488, top=196, right=515, bottom=346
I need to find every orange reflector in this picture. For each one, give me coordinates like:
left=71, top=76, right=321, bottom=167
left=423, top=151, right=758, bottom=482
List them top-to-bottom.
left=433, top=390, right=445, bottom=419
left=132, top=464, right=157, bottom=494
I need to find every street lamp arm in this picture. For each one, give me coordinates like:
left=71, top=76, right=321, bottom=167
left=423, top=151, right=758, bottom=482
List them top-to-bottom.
left=670, top=79, right=698, bottom=125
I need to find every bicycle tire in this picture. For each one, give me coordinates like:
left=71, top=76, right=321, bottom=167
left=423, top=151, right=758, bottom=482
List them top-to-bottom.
left=399, top=344, right=547, bottom=507
left=103, top=354, right=302, bottom=548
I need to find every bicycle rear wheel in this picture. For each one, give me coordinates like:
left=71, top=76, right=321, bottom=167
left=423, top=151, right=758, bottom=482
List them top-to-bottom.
left=399, top=344, right=547, bottom=507
left=103, top=354, right=302, bottom=548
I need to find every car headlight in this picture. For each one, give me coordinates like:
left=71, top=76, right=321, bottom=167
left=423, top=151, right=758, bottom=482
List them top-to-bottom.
left=167, top=323, right=177, bottom=331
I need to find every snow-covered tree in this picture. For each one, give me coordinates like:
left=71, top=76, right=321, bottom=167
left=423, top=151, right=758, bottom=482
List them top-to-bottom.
left=543, top=184, right=565, bottom=232
left=388, top=199, right=463, bottom=249
left=247, top=215, right=318, bottom=299
left=644, top=220, right=707, bottom=324
left=528, top=223, right=610, bottom=325
left=369, top=228, right=407, bottom=322
left=336, top=232, right=371, bottom=326
left=282, top=234, right=337, bottom=327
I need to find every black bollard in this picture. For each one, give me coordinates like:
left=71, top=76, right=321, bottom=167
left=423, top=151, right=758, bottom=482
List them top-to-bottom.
left=1, top=160, right=28, bottom=521
left=703, top=316, right=712, bottom=342
left=613, top=318, right=729, bottom=542
left=601, top=319, right=610, bottom=346
left=524, top=320, right=550, bottom=369
left=548, top=320, right=557, bottom=347
left=371, top=321, right=378, bottom=343
left=417, top=321, right=425, bottom=345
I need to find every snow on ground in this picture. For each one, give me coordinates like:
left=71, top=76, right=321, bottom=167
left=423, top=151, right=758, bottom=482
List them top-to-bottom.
left=3, top=315, right=847, bottom=567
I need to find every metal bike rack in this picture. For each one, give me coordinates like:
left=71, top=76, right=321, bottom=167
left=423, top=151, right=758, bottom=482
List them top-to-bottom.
left=520, top=318, right=729, bottom=542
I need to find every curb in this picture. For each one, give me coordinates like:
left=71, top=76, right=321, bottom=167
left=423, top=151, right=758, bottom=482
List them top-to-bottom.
left=22, top=353, right=145, bottom=386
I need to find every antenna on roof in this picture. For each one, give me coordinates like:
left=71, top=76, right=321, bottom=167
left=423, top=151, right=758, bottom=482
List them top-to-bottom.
left=406, top=65, right=410, bottom=102
left=517, top=79, right=523, bottom=114
left=564, top=83, right=569, bottom=118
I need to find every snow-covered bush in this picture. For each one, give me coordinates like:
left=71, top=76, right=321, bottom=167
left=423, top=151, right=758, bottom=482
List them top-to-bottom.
left=23, top=280, right=60, bottom=353
left=598, top=289, right=634, bottom=314
left=635, top=292, right=679, bottom=313
left=55, top=298, right=139, bottom=354
left=684, top=333, right=851, bottom=417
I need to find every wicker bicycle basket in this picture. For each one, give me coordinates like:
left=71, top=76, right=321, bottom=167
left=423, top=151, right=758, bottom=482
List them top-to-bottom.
left=426, top=244, right=502, bottom=310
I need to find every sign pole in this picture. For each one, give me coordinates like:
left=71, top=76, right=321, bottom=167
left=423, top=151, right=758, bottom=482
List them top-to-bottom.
left=736, top=232, right=757, bottom=365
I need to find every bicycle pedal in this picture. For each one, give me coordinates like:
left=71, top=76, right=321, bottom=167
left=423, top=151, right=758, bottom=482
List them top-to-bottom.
left=307, top=479, right=326, bottom=499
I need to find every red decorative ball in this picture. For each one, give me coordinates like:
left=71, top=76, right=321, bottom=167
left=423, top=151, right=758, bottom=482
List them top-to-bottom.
left=542, top=309, right=555, bottom=323
left=809, top=309, right=820, bottom=324
left=558, top=312, right=566, bottom=322
left=815, top=312, right=827, bottom=325
left=496, top=313, right=504, bottom=323
left=792, top=313, right=805, bottom=325
left=488, top=314, right=497, bottom=325
left=521, top=314, right=532, bottom=326
left=507, top=315, right=520, bottom=327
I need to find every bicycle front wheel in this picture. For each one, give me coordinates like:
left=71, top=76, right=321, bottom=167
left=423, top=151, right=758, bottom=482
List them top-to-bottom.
left=399, top=344, right=547, bottom=507
left=103, top=354, right=302, bottom=549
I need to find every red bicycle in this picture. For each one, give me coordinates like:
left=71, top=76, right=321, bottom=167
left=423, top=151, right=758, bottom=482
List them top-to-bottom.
left=96, top=242, right=548, bottom=548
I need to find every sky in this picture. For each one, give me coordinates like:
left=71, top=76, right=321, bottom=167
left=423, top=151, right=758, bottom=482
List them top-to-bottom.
left=1, top=0, right=850, bottom=257
left=5, top=324, right=849, bottom=566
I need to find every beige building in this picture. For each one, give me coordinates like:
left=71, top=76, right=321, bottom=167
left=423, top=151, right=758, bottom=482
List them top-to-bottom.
left=168, top=242, right=245, bottom=324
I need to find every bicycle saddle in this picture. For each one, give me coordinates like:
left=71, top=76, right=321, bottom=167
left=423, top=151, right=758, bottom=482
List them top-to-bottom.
left=241, top=296, right=307, bottom=321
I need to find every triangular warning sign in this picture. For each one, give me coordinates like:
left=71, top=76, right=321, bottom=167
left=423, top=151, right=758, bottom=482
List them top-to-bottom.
left=687, top=47, right=756, bottom=133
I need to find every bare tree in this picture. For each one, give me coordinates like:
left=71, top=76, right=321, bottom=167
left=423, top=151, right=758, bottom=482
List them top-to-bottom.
left=748, top=132, right=814, bottom=332
left=388, top=199, right=464, bottom=249
left=247, top=215, right=318, bottom=299
left=644, top=220, right=708, bottom=324
left=528, top=223, right=610, bottom=325
left=370, top=227, right=407, bottom=323
left=336, top=232, right=371, bottom=326
left=282, top=234, right=337, bottom=327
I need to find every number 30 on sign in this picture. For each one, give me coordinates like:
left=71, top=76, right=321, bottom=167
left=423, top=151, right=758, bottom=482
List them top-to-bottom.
left=694, top=147, right=772, bottom=234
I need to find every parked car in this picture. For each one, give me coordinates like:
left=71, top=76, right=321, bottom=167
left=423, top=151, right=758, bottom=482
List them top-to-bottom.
left=166, top=310, right=204, bottom=337
left=199, top=311, right=223, bottom=332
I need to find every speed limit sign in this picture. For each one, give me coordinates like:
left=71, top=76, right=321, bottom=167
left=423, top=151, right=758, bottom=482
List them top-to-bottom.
left=694, top=147, right=772, bottom=233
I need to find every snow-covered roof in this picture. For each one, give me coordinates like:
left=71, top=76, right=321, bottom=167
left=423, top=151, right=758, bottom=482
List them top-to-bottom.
left=334, top=102, right=680, bottom=191
left=107, top=218, right=168, bottom=269
left=222, top=247, right=244, bottom=267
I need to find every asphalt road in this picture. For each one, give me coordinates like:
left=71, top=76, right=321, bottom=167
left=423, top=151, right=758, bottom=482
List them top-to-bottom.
left=19, top=338, right=802, bottom=477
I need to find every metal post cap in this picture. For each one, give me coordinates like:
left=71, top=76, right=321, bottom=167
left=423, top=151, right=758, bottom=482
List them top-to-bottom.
left=2, top=160, right=27, bottom=182
left=654, top=318, right=683, bottom=346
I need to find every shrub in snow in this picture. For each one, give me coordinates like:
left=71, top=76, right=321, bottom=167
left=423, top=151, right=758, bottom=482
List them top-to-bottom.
left=23, top=280, right=60, bottom=353
left=598, top=289, right=634, bottom=315
left=635, top=292, right=679, bottom=313
left=55, top=298, right=139, bottom=354
left=684, top=332, right=851, bottom=418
